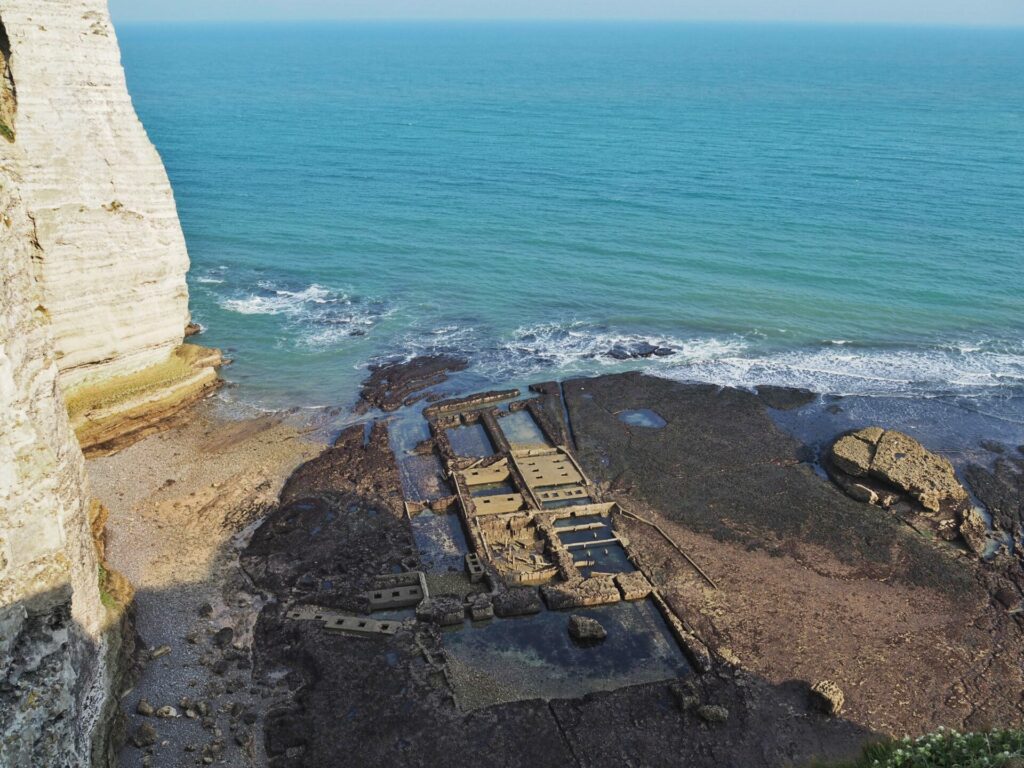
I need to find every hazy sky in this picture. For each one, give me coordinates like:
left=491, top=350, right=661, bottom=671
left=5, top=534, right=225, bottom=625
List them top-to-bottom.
left=109, top=0, right=1024, bottom=26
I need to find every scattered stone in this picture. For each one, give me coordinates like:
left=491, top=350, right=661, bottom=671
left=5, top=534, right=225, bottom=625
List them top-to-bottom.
left=830, top=431, right=878, bottom=477
left=980, top=439, right=1005, bottom=454
left=960, top=507, right=990, bottom=557
left=994, top=587, right=1021, bottom=611
left=198, top=602, right=214, bottom=618
left=567, top=615, right=607, bottom=643
left=213, top=626, right=234, bottom=648
left=150, top=644, right=172, bottom=660
left=212, top=658, right=230, bottom=675
left=670, top=680, right=700, bottom=711
left=809, top=680, right=845, bottom=716
left=136, top=699, right=155, bottom=717
left=696, top=704, right=729, bottom=724
left=155, top=705, right=178, bottom=718
left=242, top=709, right=259, bottom=725
left=131, top=722, right=158, bottom=748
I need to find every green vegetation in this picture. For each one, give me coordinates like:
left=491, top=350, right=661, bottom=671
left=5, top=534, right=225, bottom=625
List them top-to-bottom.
left=0, top=120, right=13, bottom=142
left=64, top=343, right=216, bottom=420
left=97, top=564, right=118, bottom=610
left=812, top=729, right=1024, bottom=768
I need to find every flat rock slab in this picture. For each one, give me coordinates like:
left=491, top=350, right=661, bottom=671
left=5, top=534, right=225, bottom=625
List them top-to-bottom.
left=561, top=372, right=1024, bottom=741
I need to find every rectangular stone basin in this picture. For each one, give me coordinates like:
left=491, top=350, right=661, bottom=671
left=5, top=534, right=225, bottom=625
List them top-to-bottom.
left=446, top=423, right=494, bottom=459
left=443, top=599, right=691, bottom=711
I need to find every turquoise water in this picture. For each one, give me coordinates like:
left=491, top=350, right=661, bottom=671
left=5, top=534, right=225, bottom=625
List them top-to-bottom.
left=118, top=23, right=1024, bottom=410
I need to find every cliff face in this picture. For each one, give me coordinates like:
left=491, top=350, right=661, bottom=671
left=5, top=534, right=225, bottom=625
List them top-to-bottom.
left=0, top=0, right=219, bottom=454
left=1, top=1, right=201, bottom=762
left=0, top=156, right=116, bottom=765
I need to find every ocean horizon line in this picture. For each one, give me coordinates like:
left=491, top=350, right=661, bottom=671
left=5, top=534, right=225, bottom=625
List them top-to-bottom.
left=114, top=18, right=1024, bottom=31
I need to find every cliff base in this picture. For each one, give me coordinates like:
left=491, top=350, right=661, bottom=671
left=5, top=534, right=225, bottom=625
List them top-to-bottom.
left=66, top=344, right=223, bottom=457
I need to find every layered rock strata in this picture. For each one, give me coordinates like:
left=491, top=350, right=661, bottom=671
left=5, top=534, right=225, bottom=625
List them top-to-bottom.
left=0, top=0, right=219, bottom=453
left=1, top=156, right=128, bottom=767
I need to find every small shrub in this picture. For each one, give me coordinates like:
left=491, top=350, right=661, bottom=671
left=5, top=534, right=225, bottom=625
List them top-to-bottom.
left=811, top=728, right=1024, bottom=768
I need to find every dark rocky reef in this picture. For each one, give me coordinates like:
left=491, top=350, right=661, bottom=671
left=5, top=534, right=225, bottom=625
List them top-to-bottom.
left=356, top=355, right=468, bottom=413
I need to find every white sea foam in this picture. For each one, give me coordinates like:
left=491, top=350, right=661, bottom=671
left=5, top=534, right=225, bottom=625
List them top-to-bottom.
left=219, top=282, right=392, bottom=348
left=220, top=284, right=337, bottom=316
left=469, top=322, right=1024, bottom=398
left=478, top=322, right=749, bottom=380
left=658, top=344, right=1024, bottom=397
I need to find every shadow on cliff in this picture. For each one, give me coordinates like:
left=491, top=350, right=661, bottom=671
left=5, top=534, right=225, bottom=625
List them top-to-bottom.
left=0, top=583, right=134, bottom=768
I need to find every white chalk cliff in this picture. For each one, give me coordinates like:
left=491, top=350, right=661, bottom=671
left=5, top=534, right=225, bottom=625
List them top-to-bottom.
left=1, top=0, right=219, bottom=455
left=1, top=0, right=204, bottom=763
left=1, top=143, right=118, bottom=767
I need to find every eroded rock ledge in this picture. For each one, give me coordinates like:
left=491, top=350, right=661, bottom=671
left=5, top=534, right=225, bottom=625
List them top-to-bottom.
left=66, top=343, right=223, bottom=457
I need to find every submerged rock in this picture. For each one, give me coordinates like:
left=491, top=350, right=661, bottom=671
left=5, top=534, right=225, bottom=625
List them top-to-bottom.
left=606, top=341, right=674, bottom=361
left=756, top=385, right=816, bottom=411
left=568, top=615, right=607, bottom=643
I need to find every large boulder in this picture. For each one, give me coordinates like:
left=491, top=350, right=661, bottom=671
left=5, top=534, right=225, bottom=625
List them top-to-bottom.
left=828, top=428, right=967, bottom=515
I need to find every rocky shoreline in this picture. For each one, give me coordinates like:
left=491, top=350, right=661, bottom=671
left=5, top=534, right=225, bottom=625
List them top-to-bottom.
left=92, top=361, right=1022, bottom=767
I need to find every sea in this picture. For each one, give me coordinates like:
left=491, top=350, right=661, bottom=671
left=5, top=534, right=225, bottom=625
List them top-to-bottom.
left=117, top=22, right=1024, bottom=441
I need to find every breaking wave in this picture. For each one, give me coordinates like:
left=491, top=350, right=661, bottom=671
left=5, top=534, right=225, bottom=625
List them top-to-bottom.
left=218, top=281, right=391, bottom=346
left=362, top=319, right=1024, bottom=399
left=383, top=321, right=1024, bottom=399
